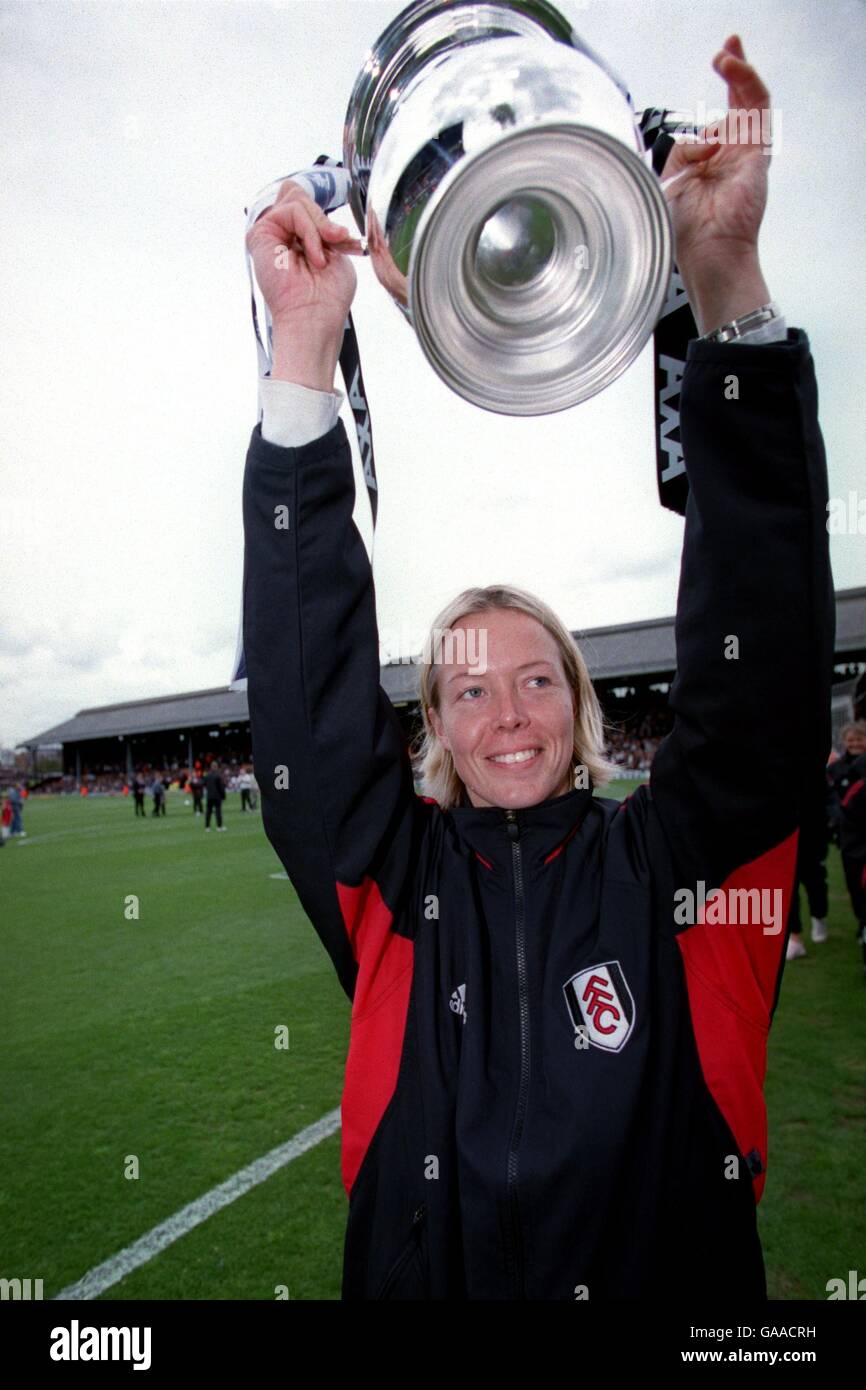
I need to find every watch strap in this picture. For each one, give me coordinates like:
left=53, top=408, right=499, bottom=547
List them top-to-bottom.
left=703, top=301, right=783, bottom=344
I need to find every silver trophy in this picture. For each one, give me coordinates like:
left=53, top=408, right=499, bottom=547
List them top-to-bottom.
left=248, top=0, right=674, bottom=416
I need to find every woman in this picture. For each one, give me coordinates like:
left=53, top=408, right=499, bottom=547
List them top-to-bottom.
left=242, top=38, right=833, bottom=1298
left=827, top=721, right=866, bottom=967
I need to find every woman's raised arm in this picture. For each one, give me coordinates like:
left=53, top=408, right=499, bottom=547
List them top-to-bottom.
left=648, top=37, right=834, bottom=1011
left=242, top=184, right=430, bottom=1004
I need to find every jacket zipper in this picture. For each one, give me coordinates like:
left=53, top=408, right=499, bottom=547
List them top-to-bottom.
left=504, top=807, right=529, bottom=1299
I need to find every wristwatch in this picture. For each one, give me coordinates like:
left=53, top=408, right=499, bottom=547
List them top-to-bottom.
left=702, top=301, right=783, bottom=344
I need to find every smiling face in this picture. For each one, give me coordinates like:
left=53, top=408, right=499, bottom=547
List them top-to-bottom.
left=426, top=608, right=577, bottom=810
left=844, top=727, right=866, bottom=757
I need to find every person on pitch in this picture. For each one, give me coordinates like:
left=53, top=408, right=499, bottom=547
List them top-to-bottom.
left=241, top=37, right=833, bottom=1298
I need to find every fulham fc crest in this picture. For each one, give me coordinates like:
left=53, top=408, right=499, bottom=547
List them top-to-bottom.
left=563, top=961, right=635, bottom=1053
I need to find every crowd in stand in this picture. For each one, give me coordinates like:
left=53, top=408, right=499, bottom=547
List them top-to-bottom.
left=602, top=707, right=673, bottom=773
left=23, top=711, right=674, bottom=795
left=41, top=759, right=254, bottom=796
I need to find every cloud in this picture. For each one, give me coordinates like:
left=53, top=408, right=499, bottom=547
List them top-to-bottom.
left=188, top=623, right=235, bottom=658
left=0, top=626, right=35, bottom=658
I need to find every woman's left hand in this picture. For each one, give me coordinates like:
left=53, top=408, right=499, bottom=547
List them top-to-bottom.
left=661, top=36, right=774, bottom=329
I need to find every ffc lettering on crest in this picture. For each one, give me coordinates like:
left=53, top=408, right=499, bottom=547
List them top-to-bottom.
left=563, top=961, right=635, bottom=1052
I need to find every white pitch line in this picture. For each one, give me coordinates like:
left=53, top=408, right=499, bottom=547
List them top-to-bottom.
left=13, top=818, right=179, bottom=846
left=12, top=822, right=119, bottom=846
left=52, top=1108, right=342, bottom=1300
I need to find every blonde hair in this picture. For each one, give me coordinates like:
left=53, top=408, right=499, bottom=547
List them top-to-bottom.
left=412, top=584, right=620, bottom=810
left=841, top=720, right=866, bottom=739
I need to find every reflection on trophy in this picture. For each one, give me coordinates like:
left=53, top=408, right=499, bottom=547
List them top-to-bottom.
left=342, top=0, right=673, bottom=414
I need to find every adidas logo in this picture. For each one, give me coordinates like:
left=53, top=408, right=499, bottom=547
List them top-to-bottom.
left=449, top=983, right=467, bottom=1024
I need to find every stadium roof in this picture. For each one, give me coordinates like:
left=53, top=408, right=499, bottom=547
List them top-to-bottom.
left=836, top=583, right=866, bottom=656
left=21, top=586, right=866, bottom=747
left=381, top=612, right=680, bottom=704
left=23, top=686, right=248, bottom=748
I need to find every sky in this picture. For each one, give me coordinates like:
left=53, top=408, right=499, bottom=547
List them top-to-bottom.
left=1, top=0, right=864, bottom=749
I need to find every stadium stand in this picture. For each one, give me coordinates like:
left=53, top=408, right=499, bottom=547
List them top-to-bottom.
left=13, top=587, right=866, bottom=793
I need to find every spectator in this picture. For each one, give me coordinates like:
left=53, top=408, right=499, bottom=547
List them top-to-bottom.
left=828, top=721, right=866, bottom=973
left=827, top=722, right=866, bottom=839
left=204, top=762, right=227, bottom=832
left=785, top=765, right=830, bottom=961
left=238, top=766, right=253, bottom=811
left=7, top=782, right=26, bottom=837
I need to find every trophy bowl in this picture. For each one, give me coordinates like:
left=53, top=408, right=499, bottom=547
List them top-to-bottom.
left=343, top=0, right=673, bottom=414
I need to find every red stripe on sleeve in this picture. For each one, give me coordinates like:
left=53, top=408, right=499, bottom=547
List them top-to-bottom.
left=676, top=830, right=798, bottom=1202
left=335, top=878, right=414, bottom=1195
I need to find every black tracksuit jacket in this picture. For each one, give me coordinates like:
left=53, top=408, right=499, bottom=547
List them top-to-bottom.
left=241, top=328, right=834, bottom=1300
left=204, top=769, right=226, bottom=803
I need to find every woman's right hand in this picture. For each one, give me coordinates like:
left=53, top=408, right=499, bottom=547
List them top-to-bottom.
left=246, top=180, right=365, bottom=388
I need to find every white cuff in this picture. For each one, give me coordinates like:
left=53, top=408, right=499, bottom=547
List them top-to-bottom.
left=259, top=377, right=344, bottom=447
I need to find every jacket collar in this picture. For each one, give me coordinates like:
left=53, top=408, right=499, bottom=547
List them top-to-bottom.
left=449, top=782, right=594, bottom=874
